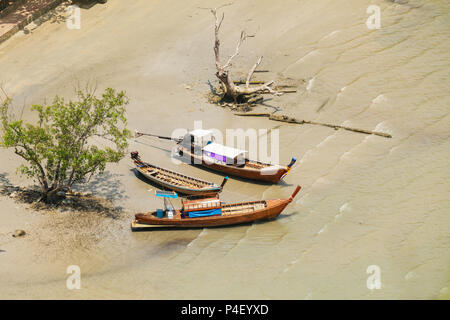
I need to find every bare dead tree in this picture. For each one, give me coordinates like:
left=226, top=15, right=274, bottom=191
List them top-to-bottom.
left=210, top=8, right=282, bottom=103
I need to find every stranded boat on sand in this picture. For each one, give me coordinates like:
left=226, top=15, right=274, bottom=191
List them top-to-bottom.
left=135, top=129, right=296, bottom=183
left=177, top=129, right=297, bottom=183
left=131, top=151, right=228, bottom=196
left=131, top=185, right=301, bottom=229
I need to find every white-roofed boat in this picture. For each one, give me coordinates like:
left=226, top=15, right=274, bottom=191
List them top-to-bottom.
left=134, top=129, right=297, bottom=183
left=175, top=130, right=296, bottom=183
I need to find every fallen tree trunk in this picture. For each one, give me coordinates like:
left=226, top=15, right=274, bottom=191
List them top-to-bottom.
left=210, top=8, right=284, bottom=102
left=230, top=80, right=297, bottom=93
left=265, top=88, right=297, bottom=93
left=234, top=113, right=392, bottom=138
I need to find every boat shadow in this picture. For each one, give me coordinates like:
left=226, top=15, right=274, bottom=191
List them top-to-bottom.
left=130, top=142, right=296, bottom=189
left=131, top=168, right=165, bottom=189
left=131, top=211, right=299, bottom=232
left=131, top=222, right=253, bottom=232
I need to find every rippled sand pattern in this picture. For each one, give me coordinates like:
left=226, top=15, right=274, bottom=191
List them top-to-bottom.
left=0, top=0, right=448, bottom=299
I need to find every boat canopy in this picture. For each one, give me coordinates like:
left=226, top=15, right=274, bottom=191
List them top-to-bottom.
left=182, top=129, right=215, bottom=147
left=189, top=129, right=214, bottom=138
left=202, top=143, right=247, bottom=159
left=182, top=196, right=222, bottom=218
left=183, top=197, right=221, bottom=212
left=187, top=208, right=222, bottom=218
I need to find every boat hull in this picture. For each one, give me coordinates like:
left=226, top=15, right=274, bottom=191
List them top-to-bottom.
left=177, top=146, right=287, bottom=183
left=135, top=166, right=221, bottom=196
left=134, top=199, right=291, bottom=228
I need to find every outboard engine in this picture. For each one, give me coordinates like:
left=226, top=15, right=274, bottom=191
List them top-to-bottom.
left=130, top=151, right=140, bottom=161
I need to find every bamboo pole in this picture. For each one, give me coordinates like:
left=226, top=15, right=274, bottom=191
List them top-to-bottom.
left=234, top=113, right=392, bottom=138
left=134, top=130, right=182, bottom=142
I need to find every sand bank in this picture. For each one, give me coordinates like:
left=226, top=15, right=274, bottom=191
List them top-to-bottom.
left=0, top=0, right=448, bottom=299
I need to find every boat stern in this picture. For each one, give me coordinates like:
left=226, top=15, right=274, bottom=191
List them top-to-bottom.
left=279, top=157, right=297, bottom=182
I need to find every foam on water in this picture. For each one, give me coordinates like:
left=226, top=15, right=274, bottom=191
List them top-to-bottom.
left=322, top=30, right=340, bottom=41
left=306, top=77, right=315, bottom=92
left=372, top=94, right=388, bottom=104
left=374, top=121, right=393, bottom=136
left=339, top=202, right=351, bottom=213
left=317, top=224, right=328, bottom=235
left=187, top=228, right=208, bottom=248
left=405, top=271, right=415, bottom=280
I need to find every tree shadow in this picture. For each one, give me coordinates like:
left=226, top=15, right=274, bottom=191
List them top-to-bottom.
left=1, top=1, right=68, bottom=30
left=8, top=1, right=108, bottom=36
left=23, top=2, right=70, bottom=32
left=206, top=79, right=221, bottom=97
left=258, top=98, right=283, bottom=113
left=74, top=170, right=128, bottom=203
left=0, top=171, right=125, bottom=218
left=0, top=171, right=10, bottom=185
left=0, top=172, right=18, bottom=196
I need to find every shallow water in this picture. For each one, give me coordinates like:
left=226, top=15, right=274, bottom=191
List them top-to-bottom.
left=0, top=0, right=448, bottom=299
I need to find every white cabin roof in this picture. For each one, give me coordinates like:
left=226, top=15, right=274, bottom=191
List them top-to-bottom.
left=189, top=129, right=213, bottom=138
left=203, top=143, right=247, bottom=159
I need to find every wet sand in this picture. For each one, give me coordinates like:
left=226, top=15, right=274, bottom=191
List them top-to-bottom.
left=0, top=0, right=449, bottom=299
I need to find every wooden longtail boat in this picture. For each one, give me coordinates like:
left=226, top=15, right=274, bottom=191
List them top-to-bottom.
left=135, top=129, right=297, bottom=184
left=177, top=145, right=295, bottom=184
left=131, top=151, right=228, bottom=196
left=132, top=185, right=301, bottom=229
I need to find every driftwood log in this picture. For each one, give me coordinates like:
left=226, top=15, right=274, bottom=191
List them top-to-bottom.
left=210, top=8, right=283, bottom=102
left=234, top=113, right=392, bottom=138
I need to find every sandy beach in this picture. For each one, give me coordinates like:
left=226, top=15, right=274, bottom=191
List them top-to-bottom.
left=0, top=0, right=449, bottom=299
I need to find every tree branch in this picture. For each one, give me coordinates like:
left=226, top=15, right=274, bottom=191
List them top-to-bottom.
left=211, top=8, right=225, bottom=69
left=223, top=31, right=254, bottom=69
left=246, top=56, right=263, bottom=87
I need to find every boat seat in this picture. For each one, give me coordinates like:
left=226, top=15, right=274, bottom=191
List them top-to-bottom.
left=145, top=168, right=158, bottom=175
left=254, top=203, right=266, bottom=210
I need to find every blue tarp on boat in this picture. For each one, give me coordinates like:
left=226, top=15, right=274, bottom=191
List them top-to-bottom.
left=155, top=191, right=178, bottom=198
left=188, top=208, right=222, bottom=218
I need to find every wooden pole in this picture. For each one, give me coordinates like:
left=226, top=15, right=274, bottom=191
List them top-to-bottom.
left=234, top=113, right=392, bottom=138
left=134, top=130, right=182, bottom=142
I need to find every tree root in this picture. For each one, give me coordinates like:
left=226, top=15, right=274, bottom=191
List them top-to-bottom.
left=210, top=8, right=285, bottom=102
left=234, top=113, right=392, bottom=138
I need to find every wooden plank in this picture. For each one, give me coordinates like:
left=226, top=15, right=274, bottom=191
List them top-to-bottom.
left=234, top=113, right=392, bottom=138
